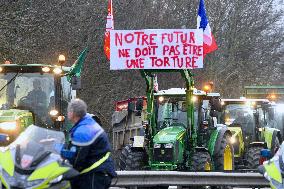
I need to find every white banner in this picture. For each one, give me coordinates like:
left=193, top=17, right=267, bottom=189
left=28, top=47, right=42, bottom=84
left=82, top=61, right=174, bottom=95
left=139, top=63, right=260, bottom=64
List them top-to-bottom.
left=110, top=29, right=203, bottom=70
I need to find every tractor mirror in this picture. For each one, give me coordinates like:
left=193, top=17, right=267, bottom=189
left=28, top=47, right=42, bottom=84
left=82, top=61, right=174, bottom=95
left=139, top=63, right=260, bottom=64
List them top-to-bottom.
left=71, top=76, right=81, bottom=90
left=136, top=98, right=144, bottom=111
left=210, top=98, right=222, bottom=112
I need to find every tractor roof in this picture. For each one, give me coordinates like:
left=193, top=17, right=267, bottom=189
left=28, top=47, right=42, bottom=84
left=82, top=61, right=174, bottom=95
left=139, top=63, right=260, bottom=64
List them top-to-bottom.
left=0, top=64, right=71, bottom=73
left=245, top=85, right=284, bottom=89
left=155, top=88, right=220, bottom=97
left=221, top=98, right=269, bottom=103
left=221, top=98, right=270, bottom=106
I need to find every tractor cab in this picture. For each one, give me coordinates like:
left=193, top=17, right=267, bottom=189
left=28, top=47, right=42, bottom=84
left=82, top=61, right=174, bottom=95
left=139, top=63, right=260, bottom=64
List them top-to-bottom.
left=0, top=64, right=76, bottom=143
left=155, top=88, right=221, bottom=131
left=155, top=88, right=188, bottom=130
left=221, top=98, right=282, bottom=169
left=221, top=99, right=272, bottom=142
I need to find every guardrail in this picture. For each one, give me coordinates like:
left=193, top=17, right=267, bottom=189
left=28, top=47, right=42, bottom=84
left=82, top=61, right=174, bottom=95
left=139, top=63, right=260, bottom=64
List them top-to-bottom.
left=111, top=171, right=270, bottom=187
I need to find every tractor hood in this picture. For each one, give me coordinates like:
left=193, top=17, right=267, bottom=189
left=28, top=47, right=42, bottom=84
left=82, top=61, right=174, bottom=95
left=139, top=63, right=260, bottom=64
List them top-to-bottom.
left=0, top=109, right=32, bottom=122
left=153, top=126, right=185, bottom=143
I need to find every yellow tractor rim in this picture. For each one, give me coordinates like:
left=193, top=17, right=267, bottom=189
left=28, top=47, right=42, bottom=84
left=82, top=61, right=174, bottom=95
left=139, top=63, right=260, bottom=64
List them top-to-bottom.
left=224, top=145, right=233, bottom=170
left=204, top=162, right=211, bottom=171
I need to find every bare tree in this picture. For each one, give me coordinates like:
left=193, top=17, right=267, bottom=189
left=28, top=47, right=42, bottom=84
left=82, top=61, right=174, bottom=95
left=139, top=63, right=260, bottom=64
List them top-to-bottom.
left=0, top=0, right=283, bottom=128
left=194, top=0, right=284, bottom=96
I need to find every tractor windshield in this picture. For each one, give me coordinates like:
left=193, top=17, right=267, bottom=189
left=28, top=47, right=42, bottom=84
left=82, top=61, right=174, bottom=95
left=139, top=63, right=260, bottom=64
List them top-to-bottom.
left=0, top=73, right=54, bottom=125
left=156, top=96, right=198, bottom=129
left=223, top=104, right=255, bottom=133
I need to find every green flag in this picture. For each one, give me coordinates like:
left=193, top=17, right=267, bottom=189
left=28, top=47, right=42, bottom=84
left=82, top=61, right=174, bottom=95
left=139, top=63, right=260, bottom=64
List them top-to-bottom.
left=67, top=47, right=88, bottom=82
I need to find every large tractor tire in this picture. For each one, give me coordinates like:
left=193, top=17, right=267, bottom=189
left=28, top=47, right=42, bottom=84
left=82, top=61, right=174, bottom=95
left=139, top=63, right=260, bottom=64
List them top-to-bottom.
left=214, top=133, right=234, bottom=171
left=118, top=144, right=131, bottom=170
left=119, top=144, right=147, bottom=170
left=119, top=145, right=158, bottom=189
left=247, top=146, right=263, bottom=169
left=191, top=151, right=212, bottom=171
left=190, top=152, right=212, bottom=189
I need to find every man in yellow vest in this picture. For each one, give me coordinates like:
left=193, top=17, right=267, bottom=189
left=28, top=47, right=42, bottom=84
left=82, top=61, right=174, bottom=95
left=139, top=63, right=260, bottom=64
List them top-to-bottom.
left=259, top=144, right=284, bottom=189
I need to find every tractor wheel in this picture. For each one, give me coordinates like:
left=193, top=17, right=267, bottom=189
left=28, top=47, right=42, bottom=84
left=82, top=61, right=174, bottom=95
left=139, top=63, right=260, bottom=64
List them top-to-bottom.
left=214, top=133, right=234, bottom=171
left=118, top=144, right=131, bottom=170
left=119, top=144, right=147, bottom=170
left=119, top=146, right=154, bottom=189
left=247, top=146, right=263, bottom=169
left=125, top=150, right=147, bottom=170
left=191, top=151, right=212, bottom=171
left=190, top=152, right=212, bottom=189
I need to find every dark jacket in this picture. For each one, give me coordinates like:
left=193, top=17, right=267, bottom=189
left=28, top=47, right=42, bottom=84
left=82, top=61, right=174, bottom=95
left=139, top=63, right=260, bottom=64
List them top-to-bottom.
left=27, top=89, right=47, bottom=106
left=69, top=114, right=116, bottom=177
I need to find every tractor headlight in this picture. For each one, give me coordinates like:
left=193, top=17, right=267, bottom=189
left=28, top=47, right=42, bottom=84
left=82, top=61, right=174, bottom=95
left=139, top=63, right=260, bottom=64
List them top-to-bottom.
left=42, top=66, right=51, bottom=73
left=53, top=67, right=63, bottom=75
left=158, top=96, right=164, bottom=103
left=191, top=96, right=198, bottom=102
left=49, top=109, right=59, bottom=116
left=56, top=116, right=65, bottom=122
left=225, top=118, right=234, bottom=125
left=0, top=122, right=17, bottom=131
left=230, top=136, right=236, bottom=144
left=164, top=143, right=173, bottom=148
left=154, top=144, right=161, bottom=148
left=50, top=175, right=63, bottom=184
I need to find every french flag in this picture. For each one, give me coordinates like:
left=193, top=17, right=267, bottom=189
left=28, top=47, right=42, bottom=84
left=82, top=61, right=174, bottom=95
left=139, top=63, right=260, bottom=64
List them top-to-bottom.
left=104, top=0, right=114, bottom=60
left=197, top=0, right=218, bottom=57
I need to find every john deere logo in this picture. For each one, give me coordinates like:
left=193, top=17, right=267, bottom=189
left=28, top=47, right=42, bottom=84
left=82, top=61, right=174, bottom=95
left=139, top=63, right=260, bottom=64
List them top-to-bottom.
left=161, top=150, right=165, bottom=155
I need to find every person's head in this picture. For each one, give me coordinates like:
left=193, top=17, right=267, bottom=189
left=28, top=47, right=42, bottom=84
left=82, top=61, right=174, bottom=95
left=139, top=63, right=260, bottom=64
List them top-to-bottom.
left=33, top=79, right=41, bottom=90
left=67, top=98, right=87, bottom=124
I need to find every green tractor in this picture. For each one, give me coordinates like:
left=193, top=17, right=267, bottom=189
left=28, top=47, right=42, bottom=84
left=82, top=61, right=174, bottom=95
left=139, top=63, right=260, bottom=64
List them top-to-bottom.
left=0, top=63, right=81, bottom=144
left=119, top=70, right=234, bottom=172
left=221, top=98, right=282, bottom=169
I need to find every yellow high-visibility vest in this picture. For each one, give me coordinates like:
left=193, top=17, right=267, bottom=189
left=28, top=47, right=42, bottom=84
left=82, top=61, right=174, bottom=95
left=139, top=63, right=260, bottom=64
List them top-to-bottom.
left=80, top=152, right=111, bottom=174
left=263, top=159, right=283, bottom=189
